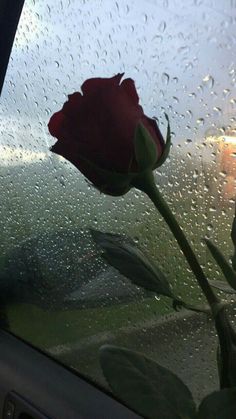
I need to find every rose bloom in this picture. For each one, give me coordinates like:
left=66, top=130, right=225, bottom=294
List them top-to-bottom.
left=48, top=74, right=165, bottom=195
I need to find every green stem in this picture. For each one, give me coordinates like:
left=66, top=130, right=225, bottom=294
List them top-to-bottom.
left=132, top=170, right=236, bottom=388
left=133, top=170, right=219, bottom=308
left=214, top=309, right=236, bottom=388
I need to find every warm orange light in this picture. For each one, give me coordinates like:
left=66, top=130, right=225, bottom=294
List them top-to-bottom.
left=205, top=132, right=236, bottom=203
left=206, top=132, right=236, bottom=145
left=221, top=135, right=236, bottom=144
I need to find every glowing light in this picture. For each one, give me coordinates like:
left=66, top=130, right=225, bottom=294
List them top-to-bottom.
left=204, top=130, right=236, bottom=202
left=206, top=132, right=236, bottom=145
left=222, top=135, right=236, bottom=144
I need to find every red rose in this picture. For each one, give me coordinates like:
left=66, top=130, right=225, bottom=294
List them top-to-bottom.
left=48, top=74, right=167, bottom=195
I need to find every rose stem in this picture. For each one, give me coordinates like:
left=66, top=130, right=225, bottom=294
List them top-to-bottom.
left=133, top=169, right=219, bottom=308
left=133, top=169, right=236, bottom=387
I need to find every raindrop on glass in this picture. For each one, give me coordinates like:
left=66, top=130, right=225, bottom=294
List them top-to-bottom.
left=161, top=73, right=169, bottom=85
left=202, top=75, right=214, bottom=89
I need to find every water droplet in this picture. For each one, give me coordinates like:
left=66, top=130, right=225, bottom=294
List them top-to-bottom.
left=143, top=14, right=148, bottom=23
left=158, top=21, right=166, bottom=33
left=152, top=35, right=163, bottom=44
left=229, top=68, right=235, bottom=77
left=161, top=73, right=169, bottom=85
left=202, top=75, right=214, bottom=89
left=223, top=88, right=230, bottom=97
left=173, top=96, right=179, bottom=104
left=230, top=98, right=236, bottom=108
left=213, top=107, right=222, bottom=115
left=197, top=118, right=205, bottom=126
left=193, top=170, right=199, bottom=179
left=60, top=176, right=65, bottom=187
left=207, top=224, right=213, bottom=231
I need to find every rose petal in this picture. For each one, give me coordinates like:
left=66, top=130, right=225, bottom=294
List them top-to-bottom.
left=48, top=73, right=166, bottom=197
left=81, top=73, right=124, bottom=95
left=120, top=78, right=139, bottom=105
left=62, top=92, right=83, bottom=117
left=48, top=112, right=66, bottom=138
left=51, top=139, right=115, bottom=193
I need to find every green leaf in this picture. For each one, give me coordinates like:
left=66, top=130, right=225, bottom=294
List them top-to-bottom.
left=155, top=113, right=171, bottom=168
left=134, top=123, right=158, bottom=171
left=231, top=215, right=236, bottom=271
left=91, top=229, right=175, bottom=299
left=205, top=239, right=236, bottom=291
left=209, top=279, right=236, bottom=294
left=173, top=300, right=210, bottom=314
left=100, top=345, right=197, bottom=419
left=217, top=345, right=223, bottom=388
left=197, top=388, right=236, bottom=419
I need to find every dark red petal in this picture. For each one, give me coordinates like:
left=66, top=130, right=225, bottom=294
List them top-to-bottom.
left=81, top=73, right=124, bottom=95
left=120, top=78, right=139, bottom=105
left=62, top=92, right=83, bottom=117
left=48, top=111, right=66, bottom=138
left=51, top=138, right=71, bottom=154
left=50, top=139, right=112, bottom=192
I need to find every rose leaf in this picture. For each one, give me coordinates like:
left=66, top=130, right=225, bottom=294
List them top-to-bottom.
left=90, top=229, right=175, bottom=299
left=205, top=239, right=236, bottom=291
left=208, top=279, right=236, bottom=294
left=100, top=345, right=197, bottom=419
left=197, top=388, right=236, bottom=419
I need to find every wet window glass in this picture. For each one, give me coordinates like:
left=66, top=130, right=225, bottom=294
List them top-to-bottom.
left=1, top=0, right=236, bottom=404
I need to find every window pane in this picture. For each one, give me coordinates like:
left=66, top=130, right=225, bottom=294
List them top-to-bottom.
left=1, top=0, right=236, bottom=403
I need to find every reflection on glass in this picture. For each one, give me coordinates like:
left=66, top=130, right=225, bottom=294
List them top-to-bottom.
left=0, top=0, right=235, bottom=405
left=206, top=132, right=236, bottom=202
left=218, top=135, right=236, bottom=201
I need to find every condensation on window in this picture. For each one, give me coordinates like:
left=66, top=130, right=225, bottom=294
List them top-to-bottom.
left=0, top=0, right=236, bottom=403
